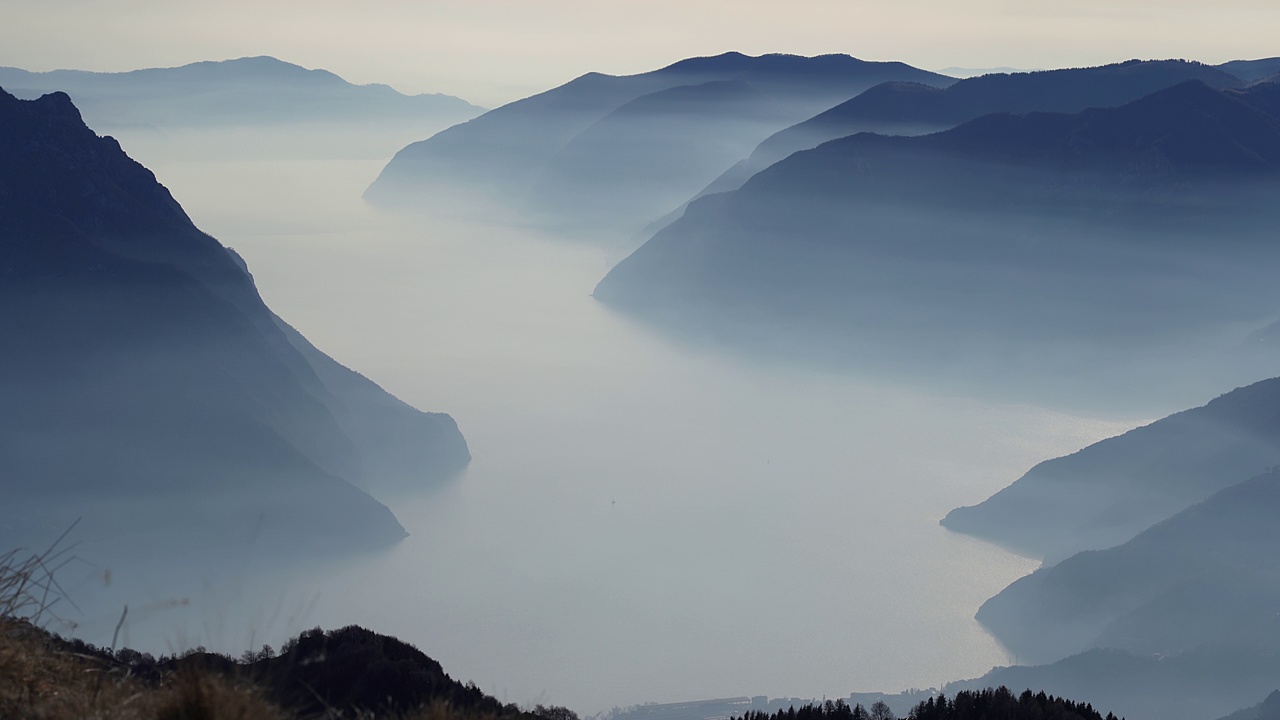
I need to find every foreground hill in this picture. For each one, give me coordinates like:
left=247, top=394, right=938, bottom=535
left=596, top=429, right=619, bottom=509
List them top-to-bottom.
left=365, top=52, right=953, bottom=242
left=0, top=56, right=482, bottom=133
left=678, top=59, right=1245, bottom=211
left=595, top=80, right=1280, bottom=406
left=0, top=87, right=469, bottom=553
left=942, top=377, right=1280, bottom=560
left=0, top=619, right=545, bottom=720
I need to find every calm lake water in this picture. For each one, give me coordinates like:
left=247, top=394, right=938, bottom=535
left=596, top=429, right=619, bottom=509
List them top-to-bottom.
left=74, top=133, right=1136, bottom=713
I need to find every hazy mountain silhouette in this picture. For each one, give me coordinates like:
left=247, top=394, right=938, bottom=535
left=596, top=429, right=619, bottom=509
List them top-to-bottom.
left=365, top=52, right=953, bottom=242
left=0, top=56, right=482, bottom=133
left=1218, top=57, right=1280, bottom=83
left=659, top=59, right=1246, bottom=225
left=526, top=79, right=791, bottom=235
left=595, top=81, right=1280, bottom=406
left=0, top=87, right=469, bottom=552
left=942, top=377, right=1280, bottom=561
left=974, top=469, right=1280, bottom=663
left=946, top=644, right=1280, bottom=720
left=1217, top=690, right=1280, bottom=720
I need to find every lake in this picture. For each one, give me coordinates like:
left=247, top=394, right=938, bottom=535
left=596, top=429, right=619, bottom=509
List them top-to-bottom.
left=68, top=131, right=1136, bottom=713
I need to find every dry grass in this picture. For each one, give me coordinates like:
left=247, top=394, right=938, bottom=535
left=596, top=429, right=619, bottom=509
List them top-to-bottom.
left=0, top=524, right=80, bottom=628
left=0, top=528, right=286, bottom=720
left=0, top=533, right=530, bottom=720
left=0, top=616, right=284, bottom=720
left=0, top=618, right=512, bottom=719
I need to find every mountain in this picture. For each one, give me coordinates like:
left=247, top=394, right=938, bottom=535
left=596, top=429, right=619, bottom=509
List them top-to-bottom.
left=365, top=52, right=953, bottom=242
left=0, top=56, right=482, bottom=133
left=1218, top=57, right=1280, bottom=83
left=667, top=59, right=1246, bottom=219
left=1229, top=77, right=1280, bottom=117
left=594, top=81, right=1280, bottom=406
left=0, top=87, right=469, bottom=553
left=942, top=377, right=1280, bottom=560
left=974, top=469, right=1280, bottom=663
left=946, top=645, right=1280, bottom=720
left=1217, top=691, right=1280, bottom=720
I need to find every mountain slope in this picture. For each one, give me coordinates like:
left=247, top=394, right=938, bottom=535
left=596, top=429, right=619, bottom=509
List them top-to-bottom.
left=364, top=52, right=953, bottom=241
left=0, top=56, right=482, bottom=132
left=1218, top=57, right=1280, bottom=83
left=674, top=59, right=1245, bottom=211
left=527, top=79, right=790, bottom=234
left=595, top=81, right=1280, bottom=405
left=0, top=87, right=468, bottom=552
left=942, top=377, right=1280, bottom=560
left=974, top=469, right=1280, bottom=663
left=946, top=645, right=1280, bottom=720
left=1216, top=691, right=1280, bottom=720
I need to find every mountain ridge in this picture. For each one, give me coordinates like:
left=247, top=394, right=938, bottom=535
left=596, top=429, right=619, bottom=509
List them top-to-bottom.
left=364, top=52, right=954, bottom=242
left=0, top=56, right=482, bottom=131
left=658, top=59, right=1249, bottom=221
left=595, top=80, right=1280, bottom=408
left=0, top=86, right=469, bottom=553
left=942, top=376, right=1280, bottom=561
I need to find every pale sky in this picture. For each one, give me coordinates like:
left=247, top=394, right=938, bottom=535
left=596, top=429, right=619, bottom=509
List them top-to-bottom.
left=1, top=0, right=1277, bottom=107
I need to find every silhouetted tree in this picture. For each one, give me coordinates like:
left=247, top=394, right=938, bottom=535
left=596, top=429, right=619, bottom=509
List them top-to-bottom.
left=870, top=700, right=896, bottom=720
left=533, top=704, right=580, bottom=720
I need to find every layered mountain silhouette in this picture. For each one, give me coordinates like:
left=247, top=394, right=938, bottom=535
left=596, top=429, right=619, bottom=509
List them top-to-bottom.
left=364, top=52, right=953, bottom=241
left=0, top=56, right=482, bottom=133
left=1219, top=57, right=1280, bottom=83
left=668, top=59, right=1247, bottom=221
left=595, top=80, right=1280, bottom=403
left=0, top=87, right=469, bottom=552
left=942, top=377, right=1280, bottom=561
left=974, top=469, right=1280, bottom=663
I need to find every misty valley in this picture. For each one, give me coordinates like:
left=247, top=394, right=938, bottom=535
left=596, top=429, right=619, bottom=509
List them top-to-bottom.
left=4, top=51, right=1280, bottom=720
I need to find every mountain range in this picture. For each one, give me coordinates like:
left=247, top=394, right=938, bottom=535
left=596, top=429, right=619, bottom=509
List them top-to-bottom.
left=364, top=52, right=954, bottom=242
left=0, top=56, right=482, bottom=134
left=662, top=59, right=1248, bottom=228
left=594, top=78, right=1280, bottom=405
left=0, top=86, right=469, bottom=553
left=936, top=375, right=1280, bottom=710
left=942, top=376, right=1280, bottom=561
left=975, top=468, right=1280, bottom=663
left=946, top=644, right=1280, bottom=720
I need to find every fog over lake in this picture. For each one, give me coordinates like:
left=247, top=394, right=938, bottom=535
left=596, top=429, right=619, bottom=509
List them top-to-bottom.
left=61, top=129, right=1137, bottom=713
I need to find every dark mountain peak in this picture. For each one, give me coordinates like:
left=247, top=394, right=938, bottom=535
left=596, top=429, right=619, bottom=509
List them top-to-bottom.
left=657, top=51, right=760, bottom=74
left=1, top=85, right=469, bottom=552
left=0, top=86, right=199, bottom=247
left=11, top=88, right=80, bottom=120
